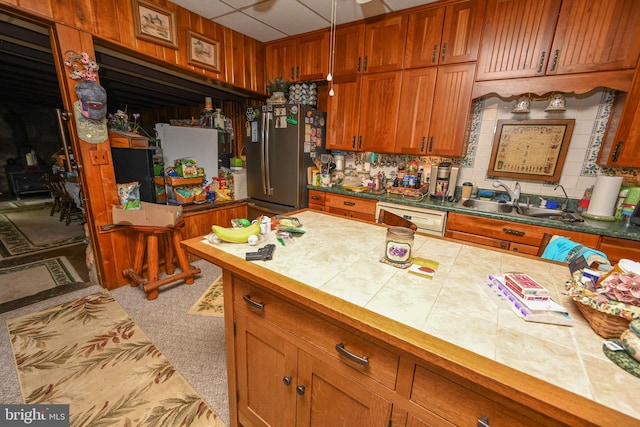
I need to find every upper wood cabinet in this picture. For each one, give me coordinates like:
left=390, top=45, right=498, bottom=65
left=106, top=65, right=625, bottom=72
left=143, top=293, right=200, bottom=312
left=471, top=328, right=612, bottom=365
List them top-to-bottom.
left=405, top=0, right=486, bottom=68
left=476, top=0, right=640, bottom=81
left=363, top=15, right=408, bottom=73
left=333, top=24, right=366, bottom=76
left=265, top=31, right=329, bottom=84
left=425, top=63, right=476, bottom=156
left=599, top=65, right=640, bottom=167
left=396, top=68, right=437, bottom=154
left=326, top=72, right=402, bottom=153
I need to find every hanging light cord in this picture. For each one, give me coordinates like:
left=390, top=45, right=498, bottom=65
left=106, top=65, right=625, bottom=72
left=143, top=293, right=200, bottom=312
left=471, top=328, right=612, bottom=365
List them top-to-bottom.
left=328, top=0, right=337, bottom=96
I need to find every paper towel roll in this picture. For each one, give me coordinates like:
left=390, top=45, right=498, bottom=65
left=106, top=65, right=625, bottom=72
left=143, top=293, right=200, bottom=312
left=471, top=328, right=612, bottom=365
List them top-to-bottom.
left=586, top=175, right=623, bottom=217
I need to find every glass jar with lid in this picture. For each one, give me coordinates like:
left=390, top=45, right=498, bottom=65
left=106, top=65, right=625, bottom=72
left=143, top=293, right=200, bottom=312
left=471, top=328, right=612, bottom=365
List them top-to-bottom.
left=384, top=226, right=414, bottom=266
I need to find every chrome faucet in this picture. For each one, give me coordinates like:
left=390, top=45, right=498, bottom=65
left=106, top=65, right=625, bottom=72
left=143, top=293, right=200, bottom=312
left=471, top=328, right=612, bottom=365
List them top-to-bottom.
left=492, top=180, right=521, bottom=203
left=554, top=184, right=569, bottom=211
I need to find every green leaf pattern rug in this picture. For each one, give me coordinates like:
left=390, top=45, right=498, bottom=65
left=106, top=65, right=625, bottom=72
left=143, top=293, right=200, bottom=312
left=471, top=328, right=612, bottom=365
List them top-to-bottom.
left=7, top=292, right=226, bottom=427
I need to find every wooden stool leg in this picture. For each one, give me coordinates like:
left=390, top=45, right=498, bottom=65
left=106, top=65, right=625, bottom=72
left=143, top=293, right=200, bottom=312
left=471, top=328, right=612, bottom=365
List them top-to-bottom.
left=172, top=227, right=194, bottom=285
left=130, top=232, right=147, bottom=287
left=164, top=233, right=175, bottom=275
left=146, top=234, right=160, bottom=300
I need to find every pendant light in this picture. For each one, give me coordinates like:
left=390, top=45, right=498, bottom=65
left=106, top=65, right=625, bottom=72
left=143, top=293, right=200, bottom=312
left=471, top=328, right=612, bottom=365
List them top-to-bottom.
left=327, top=0, right=337, bottom=96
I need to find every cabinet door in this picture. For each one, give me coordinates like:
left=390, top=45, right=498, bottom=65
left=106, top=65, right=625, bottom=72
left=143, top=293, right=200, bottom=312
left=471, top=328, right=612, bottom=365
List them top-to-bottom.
left=439, top=0, right=486, bottom=65
left=475, top=0, right=561, bottom=80
left=547, top=0, right=640, bottom=75
left=404, top=7, right=446, bottom=69
left=363, top=15, right=408, bottom=73
left=333, top=24, right=366, bottom=77
left=297, top=31, right=329, bottom=81
left=266, top=39, right=297, bottom=83
left=427, top=63, right=475, bottom=157
left=396, top=68, right=437, bottom=154
left=359, top=71, right=402, bottom=153
left=326, top=75, right=362, bottom=151
left=602, top=75, right=640, bottom=167
left=598, top=236, right=640, bottom=264
left=235, top=311, right=298, bottom=427
left=296, top=350, right=393, bottom=427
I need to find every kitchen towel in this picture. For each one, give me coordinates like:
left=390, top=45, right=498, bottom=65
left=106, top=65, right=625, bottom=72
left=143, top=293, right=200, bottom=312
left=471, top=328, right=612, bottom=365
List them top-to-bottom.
left=586, top=175, right=623, bottom=218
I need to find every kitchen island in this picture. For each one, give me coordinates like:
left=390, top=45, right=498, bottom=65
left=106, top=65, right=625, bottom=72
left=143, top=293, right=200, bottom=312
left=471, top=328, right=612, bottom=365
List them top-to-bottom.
left=182, top=210, right=638, bottom=427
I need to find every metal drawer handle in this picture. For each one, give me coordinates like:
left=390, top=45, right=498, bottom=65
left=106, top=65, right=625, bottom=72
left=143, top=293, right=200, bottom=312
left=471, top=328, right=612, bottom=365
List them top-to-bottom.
left=311, top=195, right=321, bottom=200
left=343, top=201, right=356, bottom=206
left=502, top=227, right=525, bottom=237
left=242, top=294, right=264, bottom=311
left=335, top=343, right=369, bottom=367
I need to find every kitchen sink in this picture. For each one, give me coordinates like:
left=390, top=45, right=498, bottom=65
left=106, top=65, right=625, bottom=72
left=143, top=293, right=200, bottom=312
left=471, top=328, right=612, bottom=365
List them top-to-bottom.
left=460, top=199, right=585, bottom=222
left=461, top=199, right=514, bottom=213
left=521, top=206, right=584, bottom=222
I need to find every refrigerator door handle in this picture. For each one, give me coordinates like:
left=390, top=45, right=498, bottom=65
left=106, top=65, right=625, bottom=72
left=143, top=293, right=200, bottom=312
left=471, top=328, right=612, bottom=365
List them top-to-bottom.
left=260, top=106, right=268, bottom=195
left=264, top=110, right=273, bottom=196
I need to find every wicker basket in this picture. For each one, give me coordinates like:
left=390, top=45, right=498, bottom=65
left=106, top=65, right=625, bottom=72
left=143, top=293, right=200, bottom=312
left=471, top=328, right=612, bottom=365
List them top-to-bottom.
left=174, top=191, right=194, bottom=205
left=566, top=276, right=639, bottom=339
left=573, top=301, right=630, bottom=339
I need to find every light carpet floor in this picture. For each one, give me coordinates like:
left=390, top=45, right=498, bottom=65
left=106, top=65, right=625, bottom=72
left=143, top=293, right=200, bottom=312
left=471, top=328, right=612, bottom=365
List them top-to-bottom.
left=0, top=256, right=83, bottom=304
left=1, top=259, right=229, bottom=425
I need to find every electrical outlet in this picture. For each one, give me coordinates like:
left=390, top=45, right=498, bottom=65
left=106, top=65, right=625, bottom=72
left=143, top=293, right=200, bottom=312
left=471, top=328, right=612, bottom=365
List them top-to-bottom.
left=90, top=150, right=109, bottom=165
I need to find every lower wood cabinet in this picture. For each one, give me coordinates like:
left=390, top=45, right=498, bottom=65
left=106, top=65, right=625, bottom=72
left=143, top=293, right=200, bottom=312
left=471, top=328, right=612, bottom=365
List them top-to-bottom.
left=309, top=189, right=377, bottom=222
left=182, top=202, right=247, bottom=240
left=445, top=212, right=600, bottom=255
left=598, top=235, right=640, bottom=264
left=233, top=276, right=396, bottom=427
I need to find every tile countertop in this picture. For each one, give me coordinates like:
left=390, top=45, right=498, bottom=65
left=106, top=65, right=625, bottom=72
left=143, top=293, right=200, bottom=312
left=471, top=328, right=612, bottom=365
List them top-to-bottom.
left=308, top=185, right=640, bottom=242
left=190, top=210, right=638, bottom=423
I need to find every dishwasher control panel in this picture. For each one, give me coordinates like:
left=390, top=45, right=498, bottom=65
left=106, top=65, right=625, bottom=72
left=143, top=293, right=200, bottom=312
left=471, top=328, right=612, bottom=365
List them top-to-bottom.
left=376, top=202, right=447, bottom=236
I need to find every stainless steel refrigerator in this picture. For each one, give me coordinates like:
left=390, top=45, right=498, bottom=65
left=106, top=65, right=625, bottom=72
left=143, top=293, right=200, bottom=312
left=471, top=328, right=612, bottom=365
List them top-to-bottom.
left=245, top=104, right=326, bottom=218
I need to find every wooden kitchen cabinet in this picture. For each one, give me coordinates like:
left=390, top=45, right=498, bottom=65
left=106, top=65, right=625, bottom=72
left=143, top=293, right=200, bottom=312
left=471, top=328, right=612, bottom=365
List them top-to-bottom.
left=404, top=0, right=485, bottom=69
left=476, top=0, right=640, bottom=81
left=363, top=15, right=408, bottom=73
left=332, top=24, right=366, bottom=77
left=265, top=31, right=329, bottom=83
left=424, top=63, right=476, bottom=156
left=599, top=63, right=640, bottom=167
left=396, top=64, right=474, bottom=156
left=326, top=72, right=402, bottom=153
left=307, top=189, right=326, bottom=212
left=323, top=192, right=378, bottom=222
left=182, top=203, right=247, bottom=241
left=445, top=212, right=600, bottom=256
left=598, top=236, right=640, bottom=264
left=233, top=277, right=396, bottom=427
left=409, top=362, right=562, bottom=426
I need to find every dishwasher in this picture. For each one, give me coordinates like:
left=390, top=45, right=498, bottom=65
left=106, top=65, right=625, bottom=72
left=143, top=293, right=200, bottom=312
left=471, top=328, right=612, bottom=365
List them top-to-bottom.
left=376, top=202, right=447, bottom=237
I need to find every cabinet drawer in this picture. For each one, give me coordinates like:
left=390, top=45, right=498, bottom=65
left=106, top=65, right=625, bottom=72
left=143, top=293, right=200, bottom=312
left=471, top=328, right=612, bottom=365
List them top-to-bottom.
left=308, top=189, right=326, bottom=205
left=324, top=193, right=377, bottom=216
left=307, top=202, right=325, bottom=211
left=325, top=206, right=376, bottom=222
left=447, top=213, right=542, bottom=246
left=598, top=236, right=640, bottom=264
left=233, top=277, right=399, bottom=389
left=411, top=364, right=561, bottom=426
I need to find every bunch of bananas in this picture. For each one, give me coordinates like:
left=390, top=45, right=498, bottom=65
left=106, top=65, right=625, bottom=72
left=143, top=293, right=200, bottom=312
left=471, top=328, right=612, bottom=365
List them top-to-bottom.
left=211, top=217, right=262, bottom=243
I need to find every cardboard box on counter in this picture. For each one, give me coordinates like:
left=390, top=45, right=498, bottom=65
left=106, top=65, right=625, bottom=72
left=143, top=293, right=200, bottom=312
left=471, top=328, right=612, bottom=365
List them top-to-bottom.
left=112, top=202, right=182, bottom=227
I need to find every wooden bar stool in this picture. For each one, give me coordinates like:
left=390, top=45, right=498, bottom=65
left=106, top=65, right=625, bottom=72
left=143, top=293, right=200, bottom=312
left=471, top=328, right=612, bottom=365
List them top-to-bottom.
left=123, top=220, right=201, bottom=300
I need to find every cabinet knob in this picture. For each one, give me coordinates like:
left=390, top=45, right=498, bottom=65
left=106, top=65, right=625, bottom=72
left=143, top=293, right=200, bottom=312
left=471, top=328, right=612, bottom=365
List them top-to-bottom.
left=441, top=43, right=447, bottom=62
left=432, top=45, right=438, bottom=64
left=549, top=50, right=560, bottom=72
left=363, top=55, right=368, bottom=72
left=357, top=56, right=361, bottom=72
left=420, top=137, right=426, bottom=152
left=612, top=141, right=623, bottom=162
left=282, top=376, right=292, bottom=386
left=296, top=385, right=306, bottom=395
left=477, top=416, right=490, bottom=427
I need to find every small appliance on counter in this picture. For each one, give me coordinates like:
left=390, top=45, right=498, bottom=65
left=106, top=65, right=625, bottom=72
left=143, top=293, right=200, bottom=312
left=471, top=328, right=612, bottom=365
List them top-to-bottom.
left=428, top=162, right=459, bottom=200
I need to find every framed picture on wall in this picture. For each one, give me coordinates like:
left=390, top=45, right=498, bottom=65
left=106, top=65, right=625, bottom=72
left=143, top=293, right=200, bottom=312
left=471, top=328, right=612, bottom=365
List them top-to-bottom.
left=132, top=0, right=178, bottom=48
left=187, top=31, right=220, bottom=73
left=488, top=119, right=575, bottom=183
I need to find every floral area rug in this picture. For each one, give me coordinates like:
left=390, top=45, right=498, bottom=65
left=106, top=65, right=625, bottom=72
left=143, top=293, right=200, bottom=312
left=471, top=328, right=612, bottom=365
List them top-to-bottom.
left=0, top=204, right=85, bottom=259
left=0, top=256, right=82, bottom=305
left=188, top=275, right=224, bottom=317
left=6, top=292, right=226, bottom=427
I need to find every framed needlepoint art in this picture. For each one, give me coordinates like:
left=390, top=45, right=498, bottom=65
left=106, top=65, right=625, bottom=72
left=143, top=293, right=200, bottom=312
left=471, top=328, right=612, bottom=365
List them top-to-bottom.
left=132, top=0, right=178, bottom=48
left=187, top=31, right=221, bottom=73
left=488, top=119, right=575, bottom=183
